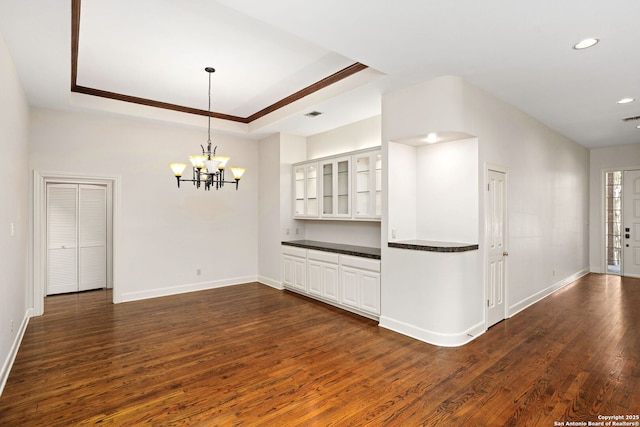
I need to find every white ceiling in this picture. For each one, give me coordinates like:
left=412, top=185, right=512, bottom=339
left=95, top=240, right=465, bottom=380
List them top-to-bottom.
left=1, top=0, right=639, bottom=148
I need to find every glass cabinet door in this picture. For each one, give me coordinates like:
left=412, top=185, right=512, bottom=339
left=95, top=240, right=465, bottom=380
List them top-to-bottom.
left=354, top=151, right=382, bottom=219
left=374, top=152, right=382, bottom=217
left=355, top=155, right=371, bottom=216
left=320, top=157, right=350, bottom=218
left=337, top=159, right=350, bottom=215
left=294, top=163, right=318, bottom=217
left=322, top=163, right=333, bottom=215
left=306, top=164, right=318, bottom=216
left=294, top=166, right=305, bottom=216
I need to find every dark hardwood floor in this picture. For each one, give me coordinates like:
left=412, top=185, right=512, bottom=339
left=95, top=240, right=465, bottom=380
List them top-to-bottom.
left=1, top=273, right=638, bottom=426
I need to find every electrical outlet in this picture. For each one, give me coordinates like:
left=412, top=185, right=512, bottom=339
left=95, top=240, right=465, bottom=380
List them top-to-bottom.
left=10, top=222, right=14, bottom=237
left=286, top=228, right=290, bottom=235
left=295, top=228, right=299, bottom=235
left=392, top=229, right=397, bottom=239
left=196, top=269, right=201, bottom=276
left=11, top=320, right=14, bottom=333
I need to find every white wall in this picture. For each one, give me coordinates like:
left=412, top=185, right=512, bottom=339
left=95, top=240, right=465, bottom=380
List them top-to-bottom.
left=0, top=34, right=30, bottom=394
left=381, top=76, right=589, bottom=346
left=464, top=78, right=590, bottom=310
left=29, top=108, right=259, bottom=303
left=306, top=116, right=381, bottom=159
left=257, top=134, right=281, bottom=288
left=416, top=137, right=478, bottom=243
left=386, top=142, right=417, bottom=241
left=589, top=144, right=640, bottom=272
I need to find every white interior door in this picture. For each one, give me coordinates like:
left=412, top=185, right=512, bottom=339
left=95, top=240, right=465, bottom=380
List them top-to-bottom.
left=487, top=169, right=507, bottom=327
left=623, top=169, right=640, bottom=278
left=47, top=183, right=107, bottom=295
left=47, top=184, right=79, bottom=294
left=79, top=185, right=107, bottom=291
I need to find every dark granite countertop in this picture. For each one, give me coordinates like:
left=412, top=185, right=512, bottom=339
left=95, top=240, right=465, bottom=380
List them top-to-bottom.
left=282, top=240, right=381, bottom=260
left=388, top=240, right=479, bottom=253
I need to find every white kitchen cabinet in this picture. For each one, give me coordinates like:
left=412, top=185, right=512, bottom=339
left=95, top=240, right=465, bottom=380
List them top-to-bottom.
left=292, top=148, right=380, bottom=221
left=353, top=151, right=382, bottom=220
left=320, top=156, right=351, bottom=218
left=293, top=163, right=319, bottom=218
left=282, top=245, right=380, bottom=319
left=282, top=246, right=307, bottom=292
left=307, top=250, right=340, bottom=303
left=339, top=255, right=381, bottom=315
left=340, top=266, right=360, bottom=308
left=360, top=270, right=381, bottom=315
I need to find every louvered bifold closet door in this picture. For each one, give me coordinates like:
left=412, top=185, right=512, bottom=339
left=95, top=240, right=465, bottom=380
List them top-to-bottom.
left=47, top=184, right=79, bottom=295
left=78, top=185, right=107, bottom=291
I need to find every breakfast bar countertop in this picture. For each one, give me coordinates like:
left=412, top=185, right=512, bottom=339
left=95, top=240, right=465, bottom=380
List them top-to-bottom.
left=388, top=240, right=479, bottom=253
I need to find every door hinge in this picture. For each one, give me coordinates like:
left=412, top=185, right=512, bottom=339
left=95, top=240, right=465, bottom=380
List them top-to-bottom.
left=487, top=183, right=490, bottom=191
left=487, top=299, right=490, bottom=307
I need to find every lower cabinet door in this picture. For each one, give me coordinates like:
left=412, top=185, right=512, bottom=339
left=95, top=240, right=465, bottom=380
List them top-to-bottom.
left=282, top=255, right=294, bottom=287
left=293, top=257, right=306, bottom=291
left=308, top=260, right=340, bottom=302
left=308, top=261, right=323, bottom=297
left=323, top=263, right=339, bottom=302
left=340, top=266, right=360, bottom=309
left=360, top=271, right=381, bottom=315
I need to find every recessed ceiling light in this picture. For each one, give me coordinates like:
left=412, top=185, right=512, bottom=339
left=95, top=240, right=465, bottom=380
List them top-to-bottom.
left=573, top=38, right=599, bottom=50
left=617, top=98, right=635, bottom=104
left=305, top=111, right=323, bottom=117
left=425, top=133, right=438, bottom=143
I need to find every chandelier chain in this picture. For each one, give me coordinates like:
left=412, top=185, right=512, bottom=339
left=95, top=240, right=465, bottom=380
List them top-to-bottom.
left=207, top=69, right=212, bottom=145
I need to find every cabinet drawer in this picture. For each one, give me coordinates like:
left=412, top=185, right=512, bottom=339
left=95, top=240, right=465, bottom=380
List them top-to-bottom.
left=282, top=246, right=307, bottom=258
left=307, top=250, right=339, bottom=264
left=340, top=255, right=380, bottom=272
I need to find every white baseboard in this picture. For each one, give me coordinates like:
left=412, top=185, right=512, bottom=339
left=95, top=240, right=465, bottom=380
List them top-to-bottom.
left=508, top=269, right=590, bottom=318
left=119, top=275, right=259, bottom=303
left=257, top=275, right=283, bottom=290
left=0, top=308, right=31, bottom=397
left=379, top=316, right=486, bottom=347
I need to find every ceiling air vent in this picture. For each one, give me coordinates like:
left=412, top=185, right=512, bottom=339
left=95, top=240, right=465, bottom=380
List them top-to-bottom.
left=305, top=111, right=323, bottom=118
left=622, top=115, right=640, bottom=122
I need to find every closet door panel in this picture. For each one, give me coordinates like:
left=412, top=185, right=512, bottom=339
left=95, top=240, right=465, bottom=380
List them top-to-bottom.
left=47, top=185, right=78, bottom=295
left=78, top=185, right=107, bottom=291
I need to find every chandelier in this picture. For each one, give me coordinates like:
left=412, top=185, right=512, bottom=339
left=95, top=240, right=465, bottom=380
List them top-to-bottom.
left=169, top=67, right=246, bottom=190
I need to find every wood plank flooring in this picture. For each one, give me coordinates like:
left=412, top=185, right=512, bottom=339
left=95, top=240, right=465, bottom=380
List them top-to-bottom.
left=1, top=273, right=639, bottom=426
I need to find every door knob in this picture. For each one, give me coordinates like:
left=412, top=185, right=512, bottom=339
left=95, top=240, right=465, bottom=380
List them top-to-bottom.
left=503, top=251, right=509, bottom=256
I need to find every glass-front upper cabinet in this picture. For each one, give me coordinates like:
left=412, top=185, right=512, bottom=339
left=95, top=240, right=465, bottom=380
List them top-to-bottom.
left=292, top=148, right=381, bottom=221
left=354, top=151, right=382, bottom=219
left=320, top=156, right=351, bottom=218
left=294, top=163, right=319, bottom=218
